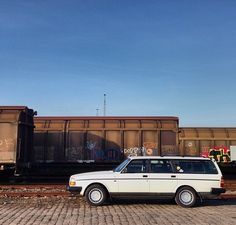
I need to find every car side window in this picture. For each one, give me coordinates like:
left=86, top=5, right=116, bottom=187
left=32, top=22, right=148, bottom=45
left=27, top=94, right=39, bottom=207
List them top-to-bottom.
left=123, top=159, right=148, bottom=173
left=150, top=160, right=173, bottom=173
left=172, top=160, right=219, bottom=174
left=172, top=160, right=193, bottom=173
left=203, top=160, right=218, bottom=174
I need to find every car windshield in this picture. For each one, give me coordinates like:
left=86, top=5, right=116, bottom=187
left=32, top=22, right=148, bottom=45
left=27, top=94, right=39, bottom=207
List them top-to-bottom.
left=113, top=158, right=131, bottom=172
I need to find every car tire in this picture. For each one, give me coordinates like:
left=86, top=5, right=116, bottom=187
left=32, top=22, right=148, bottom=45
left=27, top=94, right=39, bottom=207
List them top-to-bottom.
left=85, top=184, right=107, bottom=206
left=175, top=187, right=197, bottom=208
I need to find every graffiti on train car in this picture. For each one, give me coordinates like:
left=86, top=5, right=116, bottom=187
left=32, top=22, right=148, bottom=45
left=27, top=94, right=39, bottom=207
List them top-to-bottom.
left=0, top=138, right=15, bottom=150
left=65, top=139, right=123, bottom=162
left=86, top=140, right=122, bottom=161
left=65, top=141, right=176, bottom=161
left=75, top=141, right=160, bottom=160
left=86, top=141, right=97, bottom=151
left=124, top=142, right=158, bottom=156
left=143, top=142, right=158, bottom=155
left=65, top=146, right=83, bottom=161
left=66, top=146, right=122, bottom=161
left=201, top=146, right=231, bottom=162
left=124, top=147, right=144, bottom=156
left=66, top=148, right=122, bottom=162
left=89, top=148, right=122, bottom=161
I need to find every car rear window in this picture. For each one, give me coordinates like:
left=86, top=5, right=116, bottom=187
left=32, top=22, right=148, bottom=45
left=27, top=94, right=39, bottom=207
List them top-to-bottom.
left=172, top=160, right=218, bottom=174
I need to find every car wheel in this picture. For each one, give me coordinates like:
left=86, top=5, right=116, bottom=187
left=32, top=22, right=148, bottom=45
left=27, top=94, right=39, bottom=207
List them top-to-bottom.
left=85, top=184, right=107, bottom=206
left=175, top=187, right=197, bottom=207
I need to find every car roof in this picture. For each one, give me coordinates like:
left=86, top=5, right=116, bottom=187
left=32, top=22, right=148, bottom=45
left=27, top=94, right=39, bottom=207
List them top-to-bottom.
left=128, top=156, right=211, bottom=160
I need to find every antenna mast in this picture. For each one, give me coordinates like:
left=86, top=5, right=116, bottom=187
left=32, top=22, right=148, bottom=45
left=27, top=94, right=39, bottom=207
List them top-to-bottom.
left=103, top=93, right=106, bottom=116
left=96, top=108, right=99, bottom=116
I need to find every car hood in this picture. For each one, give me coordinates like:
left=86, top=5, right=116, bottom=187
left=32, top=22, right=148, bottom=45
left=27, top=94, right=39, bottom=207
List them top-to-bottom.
left=71, top=170, right=116, bottom=180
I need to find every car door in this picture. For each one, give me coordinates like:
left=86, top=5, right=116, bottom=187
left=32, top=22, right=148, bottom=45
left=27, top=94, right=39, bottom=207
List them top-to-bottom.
left=117, top=159, right=149, bottom=194
left=149, top=159, right=178, bottom=195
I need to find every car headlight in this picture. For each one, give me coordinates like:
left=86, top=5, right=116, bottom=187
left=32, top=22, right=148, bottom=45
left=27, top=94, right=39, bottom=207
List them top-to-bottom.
left=69, top=177, right=76, bottom=186
left=69, top=181, right=76, bottom=186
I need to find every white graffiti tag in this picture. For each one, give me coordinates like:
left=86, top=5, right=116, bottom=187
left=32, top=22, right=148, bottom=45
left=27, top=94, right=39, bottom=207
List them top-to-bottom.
left=0, top=138, right=14, bottom=151
left=86, top=141, right=96, bottom=150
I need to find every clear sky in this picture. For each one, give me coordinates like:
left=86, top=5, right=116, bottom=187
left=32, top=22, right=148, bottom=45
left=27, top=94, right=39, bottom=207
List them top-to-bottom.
left=1, top=0, right=236, bottom=127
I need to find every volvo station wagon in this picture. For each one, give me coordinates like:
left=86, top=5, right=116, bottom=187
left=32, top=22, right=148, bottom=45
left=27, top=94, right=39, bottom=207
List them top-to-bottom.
left=67, top=156, right=225, bottom=207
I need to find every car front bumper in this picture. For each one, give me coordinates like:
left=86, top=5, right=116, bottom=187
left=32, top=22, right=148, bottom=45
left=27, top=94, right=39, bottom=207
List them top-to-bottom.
left=66, top=185, right=82, bottom=194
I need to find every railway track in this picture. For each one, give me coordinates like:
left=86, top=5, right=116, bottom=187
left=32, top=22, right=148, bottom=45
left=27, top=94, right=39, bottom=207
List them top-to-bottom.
left=0, top=179, right=236, bottom=199
left=0, top=184, right=69, bottom=197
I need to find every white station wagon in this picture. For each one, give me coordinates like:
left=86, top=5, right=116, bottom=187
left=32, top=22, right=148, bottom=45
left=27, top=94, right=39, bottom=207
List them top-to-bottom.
left=67, top=156, right=225, bottom=207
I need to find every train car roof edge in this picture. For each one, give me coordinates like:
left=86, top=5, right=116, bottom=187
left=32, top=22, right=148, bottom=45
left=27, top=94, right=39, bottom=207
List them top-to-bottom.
left=35, top=116, right=179, bottom=120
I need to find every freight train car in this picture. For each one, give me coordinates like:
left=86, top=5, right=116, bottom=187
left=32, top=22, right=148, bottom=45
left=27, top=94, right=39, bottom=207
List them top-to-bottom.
left=2, top=105, right=236, bottom=178
left=0, top=106, right=35, bottom=176
left=32, top=116, right=179, bottom=176
left=179, top=127, right=236, bottom=173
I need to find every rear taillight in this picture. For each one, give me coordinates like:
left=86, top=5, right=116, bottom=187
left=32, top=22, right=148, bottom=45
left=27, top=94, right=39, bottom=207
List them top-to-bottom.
left=220, top=177, right=225, bottom=188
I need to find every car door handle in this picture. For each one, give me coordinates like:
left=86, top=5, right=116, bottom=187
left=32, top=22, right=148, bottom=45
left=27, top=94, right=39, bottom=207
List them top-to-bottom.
left=143, top=175, right=148, bottom=178
left=171, top=175, right=176, bottom=178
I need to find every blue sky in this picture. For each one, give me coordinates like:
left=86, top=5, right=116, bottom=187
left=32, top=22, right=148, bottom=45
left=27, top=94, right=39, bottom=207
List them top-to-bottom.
left=1, top=0, right=236, bottom=126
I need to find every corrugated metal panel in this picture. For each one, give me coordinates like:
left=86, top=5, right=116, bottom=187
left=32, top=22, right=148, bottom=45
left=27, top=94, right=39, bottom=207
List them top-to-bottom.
left=0, top=106, right=35, bottom=166
left=0, top=108, right=20, bottom=164
left=34, top=117, right=179, bottom=163
left=0, top=123, right=17, bottom=163
left=179, top=127, right=236, bottom=162
left=161, top=130, right=178, bottom=156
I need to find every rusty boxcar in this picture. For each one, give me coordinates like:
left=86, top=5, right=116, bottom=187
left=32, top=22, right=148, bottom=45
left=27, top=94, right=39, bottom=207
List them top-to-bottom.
left=1, top=105, right=236, bottom=178
left=0, top=106, right=35, bottom=175
left=32, top=116, right=179, bottom=175
left=179, top=127, right=236, bottom=173
left=179, top=127, right=236, bottom=161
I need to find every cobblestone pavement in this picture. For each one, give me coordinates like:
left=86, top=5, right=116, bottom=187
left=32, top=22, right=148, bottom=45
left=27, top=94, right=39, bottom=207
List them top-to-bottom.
left=0, top=197, right=236, bottom=225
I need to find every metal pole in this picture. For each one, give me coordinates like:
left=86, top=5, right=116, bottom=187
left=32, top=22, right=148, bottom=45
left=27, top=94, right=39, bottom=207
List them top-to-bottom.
left=103, top=93, right=106, bottom=116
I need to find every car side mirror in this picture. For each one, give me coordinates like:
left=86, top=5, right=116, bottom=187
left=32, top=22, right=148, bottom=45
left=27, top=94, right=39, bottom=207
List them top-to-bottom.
left=122, top=167, right=128, bottom=173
